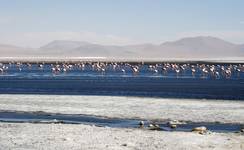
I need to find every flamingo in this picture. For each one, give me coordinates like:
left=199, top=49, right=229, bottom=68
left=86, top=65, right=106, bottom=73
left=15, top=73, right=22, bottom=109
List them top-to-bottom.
left=132, top=66, right=139, bottom=74
left=0, top=68, right=4, bottom=73
left=191, top=68, right=196, bottom=75
left=154, top=69, right=158, bottom=73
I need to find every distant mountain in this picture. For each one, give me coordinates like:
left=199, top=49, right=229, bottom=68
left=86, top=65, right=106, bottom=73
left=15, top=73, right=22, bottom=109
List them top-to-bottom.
left=0, top=36, right=243, bottom=60
left=156, top=36, right=242, bottom=58
left=40, top=40, right=92, bottom=51
left=40, top=40, right=140, bottom=57
left=0, top=44, right=38, bottom=57
left=0, top=44, right=23, bottom=51
left=239, top=44, right=244, bottom=50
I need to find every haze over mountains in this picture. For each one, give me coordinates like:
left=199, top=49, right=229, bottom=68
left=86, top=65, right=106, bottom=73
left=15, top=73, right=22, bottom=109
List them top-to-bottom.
left=0, top=36, right=243, bottom=60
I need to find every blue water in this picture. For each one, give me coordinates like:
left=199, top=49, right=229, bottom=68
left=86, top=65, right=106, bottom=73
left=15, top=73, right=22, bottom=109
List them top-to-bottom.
left=0, top=62, right=244, bottom=100
left=0, top=111, right=242, bottom=133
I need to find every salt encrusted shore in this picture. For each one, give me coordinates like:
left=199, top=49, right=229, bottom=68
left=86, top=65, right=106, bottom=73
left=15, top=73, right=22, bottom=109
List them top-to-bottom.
left=0, top=94, right=244, bottom=124
left=0, top=94, right=244, bottom=150
left=0, top=123, right=243, bottom=150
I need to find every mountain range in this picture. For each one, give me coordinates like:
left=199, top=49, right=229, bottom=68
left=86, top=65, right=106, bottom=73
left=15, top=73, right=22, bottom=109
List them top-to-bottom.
left=0, top=36, right=243, bottom=60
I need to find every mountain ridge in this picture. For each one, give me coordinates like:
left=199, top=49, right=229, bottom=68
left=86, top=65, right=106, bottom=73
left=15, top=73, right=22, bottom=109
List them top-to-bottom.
left=0, top=36, right=243, bottom=59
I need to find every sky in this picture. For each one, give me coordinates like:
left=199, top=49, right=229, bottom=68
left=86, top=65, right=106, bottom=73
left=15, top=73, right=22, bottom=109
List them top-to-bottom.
left=0, top=0, right=244, bottom=48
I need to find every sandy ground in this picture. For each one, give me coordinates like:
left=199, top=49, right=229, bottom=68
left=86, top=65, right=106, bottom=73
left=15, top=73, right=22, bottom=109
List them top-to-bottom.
left=0, top=94, right=244, bottom=124
left=0, top=123, right=243, bottom=150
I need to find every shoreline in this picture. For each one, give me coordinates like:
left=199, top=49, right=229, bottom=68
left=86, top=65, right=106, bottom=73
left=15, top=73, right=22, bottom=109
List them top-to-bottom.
left=0, top=57, right=244, bottom=64
left=1, top=94, right=244, bottom=124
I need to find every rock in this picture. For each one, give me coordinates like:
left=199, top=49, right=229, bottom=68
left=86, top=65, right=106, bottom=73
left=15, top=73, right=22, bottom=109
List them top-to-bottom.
left=139, top=121, right=144, bottom=128
left=139, top=121, right=144, bottom=125
left=148, top=123, right=161, bottom=131
left=154, top=124, right=160, bottom=128
left=170, top=124, right=177, bottom=129
left=240, top=125, right=244, bottom=132
left=192, top=126, right=207, bottom=134
left=192, top=126, right=207, bottom=132
left=198, top=131, right=205, bottom=135
left=121, top=143, right=127, bottom=146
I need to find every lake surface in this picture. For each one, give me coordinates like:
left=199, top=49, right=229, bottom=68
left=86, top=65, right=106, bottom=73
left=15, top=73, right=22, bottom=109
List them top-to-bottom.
left=0, top=62, right=243, bottom=99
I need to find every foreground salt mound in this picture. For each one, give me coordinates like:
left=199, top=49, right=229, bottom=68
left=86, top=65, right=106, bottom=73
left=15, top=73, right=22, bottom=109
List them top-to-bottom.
left=0, top=123, right=243, bottom=150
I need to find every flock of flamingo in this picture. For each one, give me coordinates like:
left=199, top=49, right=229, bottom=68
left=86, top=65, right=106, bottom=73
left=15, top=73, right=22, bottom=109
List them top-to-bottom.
left=0, top=61, right=243, bottom=79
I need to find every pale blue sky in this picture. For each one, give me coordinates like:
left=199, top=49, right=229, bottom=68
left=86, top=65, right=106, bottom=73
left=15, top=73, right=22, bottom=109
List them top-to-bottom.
left=0, top=0, right=244, bottom=47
